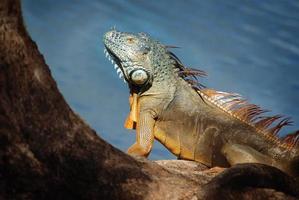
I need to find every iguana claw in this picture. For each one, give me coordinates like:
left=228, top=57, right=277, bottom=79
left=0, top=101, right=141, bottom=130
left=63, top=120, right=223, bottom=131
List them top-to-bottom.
left=127, top=142, right=150, bottom=157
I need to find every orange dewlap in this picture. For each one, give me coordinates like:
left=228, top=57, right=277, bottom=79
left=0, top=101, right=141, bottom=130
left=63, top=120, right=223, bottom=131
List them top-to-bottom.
left=124, top=93, right=139, bottom=130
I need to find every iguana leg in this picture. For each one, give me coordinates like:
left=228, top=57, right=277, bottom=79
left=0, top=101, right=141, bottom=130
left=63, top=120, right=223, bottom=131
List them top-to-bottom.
left=127, top=111, right=155, bottom=157
left=221, top=143, right=272, bottom=166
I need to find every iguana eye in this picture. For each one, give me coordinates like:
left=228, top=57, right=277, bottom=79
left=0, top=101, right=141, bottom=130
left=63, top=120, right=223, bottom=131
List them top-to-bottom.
left=127, top=37, right=135, bottom=43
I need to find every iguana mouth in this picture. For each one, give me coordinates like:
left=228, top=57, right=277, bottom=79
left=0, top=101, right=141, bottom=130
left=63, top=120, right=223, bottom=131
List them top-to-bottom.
left=104, top=46, right=126, bottom=82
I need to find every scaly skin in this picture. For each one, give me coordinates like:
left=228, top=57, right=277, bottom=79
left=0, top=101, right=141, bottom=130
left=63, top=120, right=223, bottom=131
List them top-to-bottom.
left=103, top=30, right=299, bottom=176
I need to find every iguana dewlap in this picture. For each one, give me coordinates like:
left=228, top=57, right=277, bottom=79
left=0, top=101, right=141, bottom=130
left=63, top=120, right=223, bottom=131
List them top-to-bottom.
left=103, top=29, right=299, bottom=176
left=124, top=93, right=138, bottom=129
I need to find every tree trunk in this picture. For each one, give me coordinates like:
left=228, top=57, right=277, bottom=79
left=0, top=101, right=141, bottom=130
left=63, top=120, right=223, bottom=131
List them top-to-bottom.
left=0, top=0, right=296, bottom=199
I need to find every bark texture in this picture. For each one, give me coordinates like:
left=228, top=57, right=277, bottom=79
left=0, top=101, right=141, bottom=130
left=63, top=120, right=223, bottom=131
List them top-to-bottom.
left=0, top=0, right=297, bottom=199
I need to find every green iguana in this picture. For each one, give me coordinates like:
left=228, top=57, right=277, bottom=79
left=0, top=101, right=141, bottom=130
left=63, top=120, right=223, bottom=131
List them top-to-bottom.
left=102, top=29, right=299, bottom=177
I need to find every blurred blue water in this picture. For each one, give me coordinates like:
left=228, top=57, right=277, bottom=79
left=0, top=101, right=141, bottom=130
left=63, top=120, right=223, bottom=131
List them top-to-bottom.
left=21, top=0, right=299, bottom=160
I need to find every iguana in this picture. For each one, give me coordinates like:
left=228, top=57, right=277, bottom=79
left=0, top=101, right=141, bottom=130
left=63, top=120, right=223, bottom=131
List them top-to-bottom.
left=102, top=29, right=299, bottom=177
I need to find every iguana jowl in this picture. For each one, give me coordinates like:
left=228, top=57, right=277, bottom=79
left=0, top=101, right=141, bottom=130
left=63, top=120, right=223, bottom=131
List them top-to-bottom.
left=103, top=30, right=299, bottom=176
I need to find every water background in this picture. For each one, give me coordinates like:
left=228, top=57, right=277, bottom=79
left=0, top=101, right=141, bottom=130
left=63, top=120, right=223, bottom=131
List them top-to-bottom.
left=22, top=1, right=299, bottom=160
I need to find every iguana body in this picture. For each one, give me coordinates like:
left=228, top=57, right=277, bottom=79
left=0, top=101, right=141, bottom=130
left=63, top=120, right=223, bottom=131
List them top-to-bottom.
left=103, top=30, right=299, bottom=176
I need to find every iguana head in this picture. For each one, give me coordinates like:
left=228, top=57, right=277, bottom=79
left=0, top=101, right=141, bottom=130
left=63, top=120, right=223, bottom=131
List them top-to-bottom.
left=103, top=29, right=205, bottom=93
left=103, top=30, right=175, bottom=88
